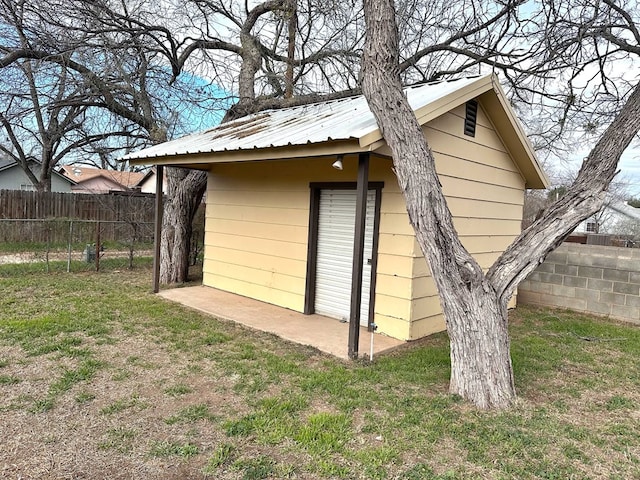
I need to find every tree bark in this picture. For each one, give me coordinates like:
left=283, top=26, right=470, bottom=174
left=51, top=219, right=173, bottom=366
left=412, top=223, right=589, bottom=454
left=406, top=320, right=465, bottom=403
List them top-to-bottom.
left=285, top=0, right=297, bottom=99
left=361, top=0, right=516, bottom=409
left=362, top=0, right=640, bottom=409
left=159, top=168, right=207, bottom=284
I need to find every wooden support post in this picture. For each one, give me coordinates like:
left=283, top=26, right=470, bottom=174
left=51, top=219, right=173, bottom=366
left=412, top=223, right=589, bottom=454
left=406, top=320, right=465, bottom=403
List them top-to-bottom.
left=348, top=153, right=369, bottom=359
left=152, top=166, right=164, bottom=293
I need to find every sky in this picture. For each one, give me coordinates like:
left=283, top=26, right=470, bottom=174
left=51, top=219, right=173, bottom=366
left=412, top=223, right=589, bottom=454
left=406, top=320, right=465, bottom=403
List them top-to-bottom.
left=556, top=143, right=640, bottom=199
left=617, top=149, right=640, bottom=198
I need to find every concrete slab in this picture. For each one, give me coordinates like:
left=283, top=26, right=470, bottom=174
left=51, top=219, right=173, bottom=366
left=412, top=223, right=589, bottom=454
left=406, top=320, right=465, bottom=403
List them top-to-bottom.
left=158, top=285, right=406, bottom=360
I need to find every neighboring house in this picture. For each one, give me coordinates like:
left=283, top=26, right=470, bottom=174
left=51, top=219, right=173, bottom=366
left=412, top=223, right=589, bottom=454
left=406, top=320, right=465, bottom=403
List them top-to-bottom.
left=124, top=74, right=549, bottom=344
left=0, top=156, right=75, bottom=192
left=58, top=165, right=145, bottom=194
left=136, top=167, right=167, bottom=194
left=575, top=199, right=640, bottom=235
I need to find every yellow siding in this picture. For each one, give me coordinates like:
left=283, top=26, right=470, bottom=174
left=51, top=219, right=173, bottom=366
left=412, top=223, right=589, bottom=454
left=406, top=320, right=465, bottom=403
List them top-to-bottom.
left=204, top=155, right=417, bottom=340
left=205, top=159, right=314, bottom=311
left=370, top=159, right=416, bottom=337
left=440, top=176, right=524, bottom=204
left=446, top=198, right=523, bottom=220
left=207, top=204, right=308, bottom=226
left=379, top=212, right=417, bottom=236
left=453, top=218, right=522, bottom=236
left=377, top=233, right=415, bottom=256
left=458, top=235, right=519, bottom=254
left=204, top=246, right=305, bottom=275
left=376, top=253, right=415, bottom=277
left=375, top=274, right=413, bottom=300
left=412, top=276, right=439, bottom=298
left=375, top=293, right=412, bottom=320
left=412, top=295, right=443, bottom=321
left=374, top=314, right=411, bottom=340
left=410, top=314, right=447, bottom=339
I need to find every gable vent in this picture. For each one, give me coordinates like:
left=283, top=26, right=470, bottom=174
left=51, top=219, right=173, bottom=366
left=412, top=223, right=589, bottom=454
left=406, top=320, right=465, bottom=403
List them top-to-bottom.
left=464, top=100, right=478, bottom=137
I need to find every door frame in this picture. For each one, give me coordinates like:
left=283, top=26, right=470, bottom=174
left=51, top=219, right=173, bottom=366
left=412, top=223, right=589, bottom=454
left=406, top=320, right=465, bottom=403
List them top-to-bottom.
left=303, top=180, right=383, bottom=331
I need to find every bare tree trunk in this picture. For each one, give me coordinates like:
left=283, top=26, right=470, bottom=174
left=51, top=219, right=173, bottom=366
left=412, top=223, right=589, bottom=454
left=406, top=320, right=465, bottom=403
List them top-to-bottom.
left=285, top=0, right=297, bottom=99
left=361, top=0, right=640, bottom=409
left=361, top=0, right=516, bottom=408
left=362, top=0, right=516, bottom=408
left=159, top=168, right=207, bottom=284
left=444, top=286, right=515, bottom=408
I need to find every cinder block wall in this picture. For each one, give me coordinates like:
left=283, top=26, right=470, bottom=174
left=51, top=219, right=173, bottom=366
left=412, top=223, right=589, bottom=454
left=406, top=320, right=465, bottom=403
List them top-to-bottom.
left=518, top=243, right=640, bottom=324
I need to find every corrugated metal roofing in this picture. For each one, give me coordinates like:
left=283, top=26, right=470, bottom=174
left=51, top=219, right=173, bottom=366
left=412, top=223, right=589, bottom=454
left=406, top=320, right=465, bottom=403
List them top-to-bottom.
left=123, top=76, right=486, bottom=161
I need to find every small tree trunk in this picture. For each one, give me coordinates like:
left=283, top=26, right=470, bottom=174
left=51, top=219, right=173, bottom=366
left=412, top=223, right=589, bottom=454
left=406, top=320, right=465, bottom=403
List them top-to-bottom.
left=284, top=0, right=297, bottom=99
left=159, top=167, right=206, bottom=284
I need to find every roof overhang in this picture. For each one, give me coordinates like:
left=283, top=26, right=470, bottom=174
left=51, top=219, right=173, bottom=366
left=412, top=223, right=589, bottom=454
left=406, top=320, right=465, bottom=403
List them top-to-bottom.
left=127, top=139, right=370, bottom=170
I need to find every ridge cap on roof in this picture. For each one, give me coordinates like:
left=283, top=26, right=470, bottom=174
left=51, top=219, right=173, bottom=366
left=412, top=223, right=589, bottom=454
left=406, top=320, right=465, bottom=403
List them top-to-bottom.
left=213, top=74, right=489, bottom=129
left=404, top=74, right=484, bottom=91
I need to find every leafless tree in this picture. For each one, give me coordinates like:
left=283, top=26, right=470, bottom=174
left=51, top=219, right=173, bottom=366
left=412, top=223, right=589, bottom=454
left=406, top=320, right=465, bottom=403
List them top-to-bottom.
left=0, top=0, right=161, bottom=190
left=0, top=0, right=220, bottom=187
left=1, top=0, right=539, bottom=282
left=135, top=0, right=366, bottom=283
left=153, top=0, right=544, bottom=283
left=362, top=0, right=640, bottom=408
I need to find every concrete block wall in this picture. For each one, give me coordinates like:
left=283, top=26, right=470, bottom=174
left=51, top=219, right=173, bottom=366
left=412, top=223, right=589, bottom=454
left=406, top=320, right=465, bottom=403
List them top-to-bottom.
left=518, top=243, right=640, bottom=324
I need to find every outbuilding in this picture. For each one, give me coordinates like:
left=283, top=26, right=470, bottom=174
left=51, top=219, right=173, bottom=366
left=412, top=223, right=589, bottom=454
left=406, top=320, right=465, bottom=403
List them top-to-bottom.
left=125, top=74, right=548, bottom=355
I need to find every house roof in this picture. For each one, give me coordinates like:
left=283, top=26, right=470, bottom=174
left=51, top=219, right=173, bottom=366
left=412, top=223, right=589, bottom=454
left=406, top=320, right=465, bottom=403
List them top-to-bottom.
left=124, top=74, right=549, bottom=188
left=0, top=156, right=16, bottom=172
left=0, top=157, right=76, bottom=184
left=58, top=165, right=145, bottom=189
left=608, top=201, right=640, bottom=222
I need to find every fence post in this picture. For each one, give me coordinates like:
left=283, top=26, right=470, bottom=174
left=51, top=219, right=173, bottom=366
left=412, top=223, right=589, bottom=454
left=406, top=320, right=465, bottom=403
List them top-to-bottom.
left=45, top=220, right=50, bottom=274
left=67, top=220, right=73, bottom=273
left=95, top=221, right=100, bottom=272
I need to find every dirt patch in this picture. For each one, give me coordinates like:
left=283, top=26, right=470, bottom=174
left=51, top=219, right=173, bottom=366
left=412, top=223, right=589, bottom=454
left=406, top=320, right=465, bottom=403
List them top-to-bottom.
left=0, top=250, right=152, bottom=265
left=0, top=331, right=243, bottom=479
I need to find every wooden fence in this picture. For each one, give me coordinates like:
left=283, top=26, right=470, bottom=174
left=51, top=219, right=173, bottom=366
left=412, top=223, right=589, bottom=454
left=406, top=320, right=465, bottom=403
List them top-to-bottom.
left=0, top=189, right=156, bottom=222
left=0, top=190, right=157, bottom=245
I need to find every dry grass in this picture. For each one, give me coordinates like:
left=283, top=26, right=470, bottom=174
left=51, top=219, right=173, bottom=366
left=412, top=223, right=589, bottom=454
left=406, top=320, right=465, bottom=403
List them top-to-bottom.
left=0, top=264, right=639, bottom=479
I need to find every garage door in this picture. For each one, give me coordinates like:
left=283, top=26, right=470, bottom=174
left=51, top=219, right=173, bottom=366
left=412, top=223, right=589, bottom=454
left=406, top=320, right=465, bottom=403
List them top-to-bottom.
left=314, top=189, right=376, bottom=326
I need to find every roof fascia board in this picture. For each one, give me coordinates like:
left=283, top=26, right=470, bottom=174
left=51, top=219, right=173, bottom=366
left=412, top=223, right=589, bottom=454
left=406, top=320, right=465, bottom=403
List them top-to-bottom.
left=478, top=78, right=549, bottom=189
left=128, top=139, right=365, bottom=167
left=0, top=162, right=16, bottom=173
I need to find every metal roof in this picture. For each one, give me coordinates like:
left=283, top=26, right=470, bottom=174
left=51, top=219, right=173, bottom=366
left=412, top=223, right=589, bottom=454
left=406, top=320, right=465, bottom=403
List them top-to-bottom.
left=123, top=76, right=487, bottom=162
left=608, top=200, right=640, bottom=222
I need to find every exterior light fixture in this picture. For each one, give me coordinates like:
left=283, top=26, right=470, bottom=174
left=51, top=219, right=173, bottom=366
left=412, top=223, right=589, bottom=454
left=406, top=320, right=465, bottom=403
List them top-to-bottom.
left=332, top=155, right=343, bottom=170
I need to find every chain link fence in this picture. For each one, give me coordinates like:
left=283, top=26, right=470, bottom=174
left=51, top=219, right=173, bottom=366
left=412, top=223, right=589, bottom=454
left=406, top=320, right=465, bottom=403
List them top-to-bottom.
left=0, top=218, right=155, bottom=272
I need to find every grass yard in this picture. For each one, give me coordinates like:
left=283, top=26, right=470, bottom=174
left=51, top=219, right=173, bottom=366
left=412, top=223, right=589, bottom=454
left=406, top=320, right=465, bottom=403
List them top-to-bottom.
left=0, top=262, right=639, bottom=479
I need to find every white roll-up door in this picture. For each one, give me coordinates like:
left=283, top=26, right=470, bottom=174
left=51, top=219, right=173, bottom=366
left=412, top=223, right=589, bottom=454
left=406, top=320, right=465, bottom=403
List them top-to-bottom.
left=315, top=189, right=375, bottom=326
